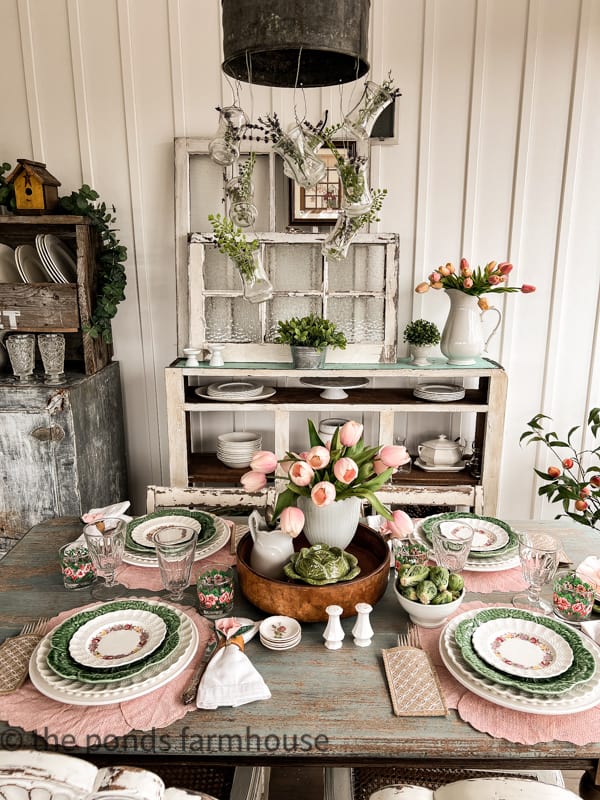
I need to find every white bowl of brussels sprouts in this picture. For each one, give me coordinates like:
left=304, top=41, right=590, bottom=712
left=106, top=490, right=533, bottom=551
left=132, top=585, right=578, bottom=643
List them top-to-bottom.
left=393, top=564, right=465, bottom=628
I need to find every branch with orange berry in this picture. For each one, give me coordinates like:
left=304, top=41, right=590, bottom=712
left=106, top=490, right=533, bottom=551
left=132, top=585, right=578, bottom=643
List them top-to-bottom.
left=416, top=258, right=535, bottom=310
left=520, top=409, right=600, bottom=531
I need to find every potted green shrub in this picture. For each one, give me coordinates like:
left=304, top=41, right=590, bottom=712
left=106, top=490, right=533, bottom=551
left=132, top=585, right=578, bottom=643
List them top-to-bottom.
left=274, top=313, right=347, bottom=368
left=403, top=318, right=441, bottom=366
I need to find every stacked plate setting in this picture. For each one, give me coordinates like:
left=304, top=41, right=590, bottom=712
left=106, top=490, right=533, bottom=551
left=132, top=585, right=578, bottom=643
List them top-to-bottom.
left=35, top=234, right=77, bottom=283
left=207, top=381, right=263, bottom=400
left=413, top=383, right=466, bottom=402
left=216, top=431, right=262, bottom=469
left=413, top=512, right=520, bottom=573
left=28, top=597, right=199, bottom=706
left=439, top=605, right=600, bottom=714
left=259, top=616, right=301, bottom=651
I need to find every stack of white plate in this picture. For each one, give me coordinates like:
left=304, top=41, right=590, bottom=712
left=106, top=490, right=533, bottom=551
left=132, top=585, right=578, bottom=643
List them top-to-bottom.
left=35, top=233, right=77, bottom=283
left=0, top=243, right=22, bottom=282
left=15, top=244, right=49, bottom=282
left=207, top=381, right=264, bottom=400
left=413, top=383, right=465, bottom=402
left=216, top=431, right=262, bottom=468
left=259, top=616, right=301, bottom=651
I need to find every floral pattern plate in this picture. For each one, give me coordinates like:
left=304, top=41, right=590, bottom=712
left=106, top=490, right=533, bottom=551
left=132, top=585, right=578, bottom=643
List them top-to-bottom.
left=126, top=509, right=216, bottom=553
left=420, top=513, right=518, bottom=560
left=122, top=514, right=230, bottom=568
left=412, top=520, right=520, bottom=572
left=47, top=600, right=180, bottom=683
left=454, top=607, right=595, bottom=694
left=68, top=608, right=167, bottom=669
left=471, top=616, right=574, bottom=679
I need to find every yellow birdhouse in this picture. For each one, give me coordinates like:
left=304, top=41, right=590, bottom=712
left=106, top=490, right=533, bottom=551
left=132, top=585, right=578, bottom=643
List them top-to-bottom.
left=6, top=159, right=61, bottom=214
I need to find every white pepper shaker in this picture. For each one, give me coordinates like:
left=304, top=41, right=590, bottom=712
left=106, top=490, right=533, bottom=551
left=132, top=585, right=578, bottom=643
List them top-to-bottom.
left=352, top=602, right=373, bottom=647
left=323, top=604, right=345, bottom=650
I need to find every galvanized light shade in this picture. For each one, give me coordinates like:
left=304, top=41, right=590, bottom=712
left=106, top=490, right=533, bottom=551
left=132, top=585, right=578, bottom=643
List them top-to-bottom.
left=221, top=0, right=370, bottom=88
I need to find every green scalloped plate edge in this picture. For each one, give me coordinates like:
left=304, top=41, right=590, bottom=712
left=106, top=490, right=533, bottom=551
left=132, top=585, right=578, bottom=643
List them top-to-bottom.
left=125, top=508, right=217, bottom=554
left=422, top=512, right=518, bottom=559
left=47, top=600, right=181, bottom=683
left=454, top=607, right=595, bottom=695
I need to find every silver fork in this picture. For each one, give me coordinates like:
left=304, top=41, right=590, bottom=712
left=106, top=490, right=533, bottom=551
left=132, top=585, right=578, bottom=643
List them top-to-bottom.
left=16, top=617, right=50, bottom=637
left=397, top=624, right=421, bottom=649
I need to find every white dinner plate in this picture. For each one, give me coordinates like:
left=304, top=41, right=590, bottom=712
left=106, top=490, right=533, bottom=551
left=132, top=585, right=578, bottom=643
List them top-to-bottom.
left=42, top=234, right=77, bottom=282
left=36, top=235, right=64, bottom=283
left=0, top=243, right=21, bottom=282
left=15, top=244, right=49, bottom=282
left=207, top=381, right=264, bottom=397
left=195, top=386, right=276, bottom=402
left=414, top=458, right=466, bottom=473
left=129, top=513, right=204, bottom=550
left=122, top=514, right=230, bottom=567
left=440, top=518, right=510, bottom=553
left=412, top=520, right=520, bottom=572
left=29, top=598, right=197, bottom=705
left=68, top=608, right=167, bottom=669
left=439, top=608, right=600, bottom=714
left=471, top=616, right=574, bottom=679
left=0, top=750, right=97, bottom=800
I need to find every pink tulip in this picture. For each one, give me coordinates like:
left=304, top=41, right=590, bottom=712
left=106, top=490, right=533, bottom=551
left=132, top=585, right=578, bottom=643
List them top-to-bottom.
left=460, top=258, right=470, bottom=273
left=446, top=262, right=455, bottom=274
left=498, top=262, right=513, bottom=275
left=438, top=265, right=450, bottom=276
left=430, top=271, right=441, bottom=283
left=488, top=274, right=501, bottom=285
left=463, top=277, right=473, bottom=289
left=415, top=282, right=430, bottom=294
left=521, top=284, right=536, bottom=293
left=339, top=420, right=363, bottom=447
left=379, top=445, right=411, bottom=468
left=305, top=446, right=330, bottom=470
left=249, top=450, right=278, bottom=474
left=333, top=457, right=359, bottom=484
left=373, top=457, right=391, bottom=476
left=279, top=459, right=294, bottom=475
left=289, top=461, right=315, bottom=487
left=240, top=470, right=267, bottom=492
left=311, top=481, right=336, bottom=507
left=280, top=506, right=305, bottom=538
left=380, top=510, right=414, bottom=540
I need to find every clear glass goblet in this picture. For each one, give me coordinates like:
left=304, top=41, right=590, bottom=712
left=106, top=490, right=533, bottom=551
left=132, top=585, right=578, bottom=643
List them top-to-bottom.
left=38, top=333, right=65, bottom=385
left=6, top=334, right=36, bottom=382
left=83, top=517, right=127, bottom=599
left=154, top=526, right=197, bottom=602
left=513, top=531, right=559, bottom=615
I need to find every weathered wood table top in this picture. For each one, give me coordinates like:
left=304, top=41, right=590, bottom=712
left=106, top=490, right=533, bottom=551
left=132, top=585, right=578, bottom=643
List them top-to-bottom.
left=1, top=516, right=599, bottom=771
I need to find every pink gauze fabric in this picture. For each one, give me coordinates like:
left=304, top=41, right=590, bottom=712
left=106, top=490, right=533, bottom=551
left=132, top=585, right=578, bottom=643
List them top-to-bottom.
left=461, top=567, right=527, bottom=594
left=0, top=598, right=214, bottom=747
left=419, top=600, right=600, bottom=745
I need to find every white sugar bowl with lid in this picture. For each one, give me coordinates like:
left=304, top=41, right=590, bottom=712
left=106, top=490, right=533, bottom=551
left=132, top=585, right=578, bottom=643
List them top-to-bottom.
left=417, top=434, right=465, bottom=467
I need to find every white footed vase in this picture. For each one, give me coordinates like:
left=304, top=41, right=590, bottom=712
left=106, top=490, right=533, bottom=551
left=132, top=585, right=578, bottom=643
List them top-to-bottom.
left=440, top=288, right=502, bottom=365
left=297, top=495, right=362, bottom=550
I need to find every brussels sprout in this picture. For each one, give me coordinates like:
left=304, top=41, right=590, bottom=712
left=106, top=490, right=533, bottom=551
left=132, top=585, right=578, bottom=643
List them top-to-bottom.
left=399, top=564, right=430, bottom=587
left=429, top=566, right=449, bottom=592
left=448, top=572, right=465, bottom=595
left=415, top=579, right=438, bottom=604
left=399, top=585, right=418, bottom=601
left=431, top=589, right=454, bottom=605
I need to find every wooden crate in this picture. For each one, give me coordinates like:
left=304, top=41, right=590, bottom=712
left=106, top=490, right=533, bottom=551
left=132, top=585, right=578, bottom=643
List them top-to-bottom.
left=0, top=214, right=112, bottom=374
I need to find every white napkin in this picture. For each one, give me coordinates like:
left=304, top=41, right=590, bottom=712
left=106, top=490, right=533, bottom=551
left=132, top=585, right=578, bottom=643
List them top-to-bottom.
left=81, top=501, right=133, bottom=524
left=577, top=555, right=600, bottom=588
left=580, top=621, right=600, bottom=644
left=196, top=622, right=270, bottom=709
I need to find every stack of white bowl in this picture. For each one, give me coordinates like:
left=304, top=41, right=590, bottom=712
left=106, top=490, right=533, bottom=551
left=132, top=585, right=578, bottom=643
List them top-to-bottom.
left=216, top=432, right=262, bottom=469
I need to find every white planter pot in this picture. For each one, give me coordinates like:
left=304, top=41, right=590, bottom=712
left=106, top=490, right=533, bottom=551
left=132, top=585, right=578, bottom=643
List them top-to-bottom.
left=410, top=344, right=433, bottom=366
left=297, top=495, right=362, bottom=550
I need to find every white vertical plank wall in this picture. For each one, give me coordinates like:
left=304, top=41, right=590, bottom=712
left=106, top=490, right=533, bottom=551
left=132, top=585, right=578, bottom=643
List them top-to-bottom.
left=0, top=0, right=598, bottom=521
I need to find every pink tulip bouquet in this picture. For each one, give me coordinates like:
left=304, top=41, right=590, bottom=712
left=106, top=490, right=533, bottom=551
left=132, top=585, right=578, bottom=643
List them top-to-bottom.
left=241, top=419, right=411, bottom=534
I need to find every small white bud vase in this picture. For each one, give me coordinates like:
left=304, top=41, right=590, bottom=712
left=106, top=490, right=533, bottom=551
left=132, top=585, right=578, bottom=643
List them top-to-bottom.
left=352, top=602, right=374, bottom=647
left=323, top=604, right=345, bottom=650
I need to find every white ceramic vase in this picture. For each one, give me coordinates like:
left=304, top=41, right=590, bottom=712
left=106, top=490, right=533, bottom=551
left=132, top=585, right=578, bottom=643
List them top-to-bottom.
left=440, top=289, right=502, bottom=365
left=410, top=344, right=433, bottom=366
left=297, top=495, right=362, bottom=550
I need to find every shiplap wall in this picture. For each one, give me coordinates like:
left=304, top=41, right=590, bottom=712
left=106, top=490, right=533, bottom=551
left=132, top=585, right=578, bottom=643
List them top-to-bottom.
left=1, top=0, right=598, bottom=522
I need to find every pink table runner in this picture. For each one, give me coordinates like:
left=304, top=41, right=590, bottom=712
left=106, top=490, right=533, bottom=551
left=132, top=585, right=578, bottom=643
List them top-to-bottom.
left=419, top=601, right=600, bottom=745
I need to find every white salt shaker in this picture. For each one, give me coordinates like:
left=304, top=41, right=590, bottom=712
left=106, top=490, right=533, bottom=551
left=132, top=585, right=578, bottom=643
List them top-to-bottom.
left=352, top=602, right=373, bottom=647
left=323, top=604, right=345, bottom=650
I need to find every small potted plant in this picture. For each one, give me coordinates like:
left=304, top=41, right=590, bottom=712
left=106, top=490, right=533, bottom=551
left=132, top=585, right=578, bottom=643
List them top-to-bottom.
left=273, top=312, right=347, bottom=368
left=403, top=318, right=441, bottom=366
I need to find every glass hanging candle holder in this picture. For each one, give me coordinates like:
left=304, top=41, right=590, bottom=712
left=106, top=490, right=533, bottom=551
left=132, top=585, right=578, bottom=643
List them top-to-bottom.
left=343, top=79, right=395, bottom=140
left=208, top=106, right=248, bottom=166
left=272, top=125, right=326, bottom=189
left=338, top=155, right=373, bottom=217
left=225, top=176, right=257, bottom=228
left=321, top=212, right=360, bottom=261
left=235, top=249, right=273, bottom=304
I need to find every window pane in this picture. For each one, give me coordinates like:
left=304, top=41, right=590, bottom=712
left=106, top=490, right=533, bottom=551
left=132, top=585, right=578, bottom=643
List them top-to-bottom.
left=268, top=244, right=322, bottom=292
left=328, top=244, right=386, bottom=292
left=203, top=249, right=244, bottom=292
left=266, top=296, right=322, bottom=341
left=328, top=296, right=385, bottom=343
left=205, top=297, right=261, bottom=342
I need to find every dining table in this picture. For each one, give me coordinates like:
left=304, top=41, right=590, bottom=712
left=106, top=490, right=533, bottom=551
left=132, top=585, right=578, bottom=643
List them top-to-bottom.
left=1, top=515, right=600, bottom=789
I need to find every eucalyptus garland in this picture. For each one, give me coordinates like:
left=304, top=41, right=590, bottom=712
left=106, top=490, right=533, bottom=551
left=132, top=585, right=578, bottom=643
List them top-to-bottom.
left=59, top=184, right=127, bottom=344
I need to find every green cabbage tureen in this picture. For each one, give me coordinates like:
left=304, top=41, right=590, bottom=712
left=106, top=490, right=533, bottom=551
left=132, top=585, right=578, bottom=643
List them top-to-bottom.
left=283, top=543, right=360, bottom=586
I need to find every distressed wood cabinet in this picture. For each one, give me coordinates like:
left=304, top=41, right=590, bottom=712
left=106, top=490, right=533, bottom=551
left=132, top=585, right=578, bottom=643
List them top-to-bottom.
left=162, top=358, right=507, bottom=517
left=0, top=361, right=128, bottom=555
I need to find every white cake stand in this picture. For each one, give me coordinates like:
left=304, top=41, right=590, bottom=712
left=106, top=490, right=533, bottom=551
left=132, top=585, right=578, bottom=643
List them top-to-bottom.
left=299, top=376, right=369, bottom=399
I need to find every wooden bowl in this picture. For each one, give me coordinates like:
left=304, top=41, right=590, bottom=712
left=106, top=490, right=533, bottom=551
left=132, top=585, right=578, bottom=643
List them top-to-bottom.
left=237, top=524, right=390, bottom=622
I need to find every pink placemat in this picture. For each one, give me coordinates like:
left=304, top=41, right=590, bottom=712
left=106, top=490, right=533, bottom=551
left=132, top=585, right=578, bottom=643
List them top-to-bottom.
left=462, top=566, right=527, bottom=593
left=0, top=599, right=213, bottom=747
left=419, top=601, right=600, bottom=744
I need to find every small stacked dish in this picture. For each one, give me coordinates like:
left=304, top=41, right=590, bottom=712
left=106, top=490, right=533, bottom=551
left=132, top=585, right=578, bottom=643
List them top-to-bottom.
left=35, top=234, right=77, bottom=282
left=195, top=381, right=276, bottom=402
left=413, top=383, right=465, bottom=402
left=216, top=431, right=262, bottom=468
left=259, top=616, right=301, bottom=650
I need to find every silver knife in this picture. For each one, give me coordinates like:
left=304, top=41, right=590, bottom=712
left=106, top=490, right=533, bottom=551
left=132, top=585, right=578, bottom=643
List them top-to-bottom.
left=181, top=635, right=219, bottom=705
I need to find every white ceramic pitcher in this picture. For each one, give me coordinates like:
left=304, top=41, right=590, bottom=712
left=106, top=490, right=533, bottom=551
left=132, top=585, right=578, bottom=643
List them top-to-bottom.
left=440, top=288, right=502, bottom=365
left=248, top=510, right=294, bottom=579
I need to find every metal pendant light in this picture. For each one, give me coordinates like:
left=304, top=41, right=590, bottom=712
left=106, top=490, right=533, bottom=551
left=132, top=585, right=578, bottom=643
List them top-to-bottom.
left=221, top=0, right=370, bottom=88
